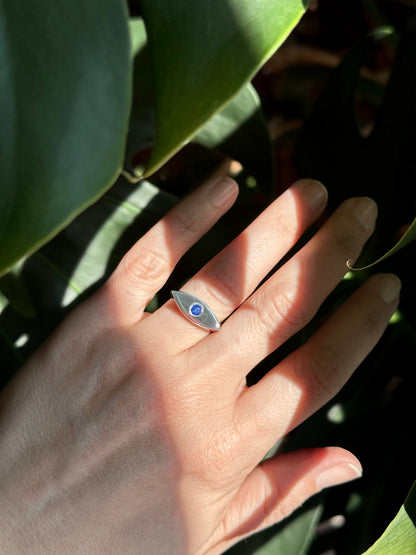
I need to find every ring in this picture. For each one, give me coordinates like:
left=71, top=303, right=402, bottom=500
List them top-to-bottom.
left=171, top=291, right=221, bottom=331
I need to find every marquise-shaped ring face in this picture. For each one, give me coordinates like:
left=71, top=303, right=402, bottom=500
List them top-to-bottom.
left=171, top=291, right=221, bottom=331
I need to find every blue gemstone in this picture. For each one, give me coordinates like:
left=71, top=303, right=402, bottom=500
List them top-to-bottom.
left=190, top=303, right=203, bottom=317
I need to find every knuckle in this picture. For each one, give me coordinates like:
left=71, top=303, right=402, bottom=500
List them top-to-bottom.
left=331, top=201, right=375, bottom=259
left=169, top=209, right=199, bottom=235
left=275, top=210, right=298, bottom=239
left=331, top=227, right=362, bottom=260
left=118, top=246, right=170, bottom=290
left=209, top=259, right=245, bottom=309
left=257, top=282, right=309, bottom=337
left=361, top=306, right=386, bottom=338
left=299, top=345, right=345, bottom=399
left=161, top=381, right=240, bottom=483
left=170, top=392, right=242, bottom=483
left=195, top=428, right=241, bottom=483
left=257, top=465, right=285, bottom=524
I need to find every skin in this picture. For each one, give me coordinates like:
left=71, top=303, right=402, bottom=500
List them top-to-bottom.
left=0, top=177, right=400, bottom=554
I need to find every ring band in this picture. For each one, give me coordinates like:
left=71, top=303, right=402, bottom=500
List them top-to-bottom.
left=171, top=291, right=221, bottom=331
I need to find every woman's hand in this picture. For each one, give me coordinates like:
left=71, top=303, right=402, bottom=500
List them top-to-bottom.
left=0, top=177, right=400, bottom=554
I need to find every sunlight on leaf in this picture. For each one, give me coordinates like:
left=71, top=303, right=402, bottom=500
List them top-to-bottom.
left=140, top=0, right=307, bottom=177
left=129, top=17, right=147, bottom=58
left=195, top=83, right=274, bottom=191
left=62, top=181, right=165, bottom=306
left=0, top=292, right=7, bottom=314
left=327, top=403, right=346, bottom=424
left=362, top=481, right=416, bottom=555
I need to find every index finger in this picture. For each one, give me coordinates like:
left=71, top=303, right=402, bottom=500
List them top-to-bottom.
left=90, top=177, right=239, bottom=327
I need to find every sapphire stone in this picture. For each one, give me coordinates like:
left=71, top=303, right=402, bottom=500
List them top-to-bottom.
left=190, top=303, right=203, bottom=317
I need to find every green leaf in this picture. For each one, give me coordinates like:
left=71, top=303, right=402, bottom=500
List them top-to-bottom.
left=140, top=0, right=308, bottom=177
left=0, top=1, right=132, bottom=276
left=129, top=17, right=148, bottom=58
left=126, top=22, right=274, bottom=191
left=194, top=83, right=274, bottom=192
left=57, top=180, right=175, bottom=307
left=348, top=217, right=416, bottom=270
left=362, top=481, right=416, bottom=555
left=226, top=503, right=323, bottom=555
left=253, top=505, right=323, bottom=555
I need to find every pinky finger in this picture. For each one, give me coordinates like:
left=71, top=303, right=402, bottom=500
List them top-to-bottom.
left=208, top=447, right=361, bottom=554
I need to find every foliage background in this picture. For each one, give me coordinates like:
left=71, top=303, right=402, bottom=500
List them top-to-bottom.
left=1, top=0, right=415, bottom=553
left=230, top=2, right=416, bottom=552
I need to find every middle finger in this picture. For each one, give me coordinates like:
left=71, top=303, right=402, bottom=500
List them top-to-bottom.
left=191, top=196, right=377, bottom=384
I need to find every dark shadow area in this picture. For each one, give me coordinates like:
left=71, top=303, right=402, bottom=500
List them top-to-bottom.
left=295, top=26, right=416, bottom=269
left=0, top=321, right=189, bottom=552
left=405, top=483, right=416, bottom=528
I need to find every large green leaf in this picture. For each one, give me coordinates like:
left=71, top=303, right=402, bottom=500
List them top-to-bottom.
left=139, top=0, right=308, bottom=177
left=0, top=1, right=132, bottom=276
left=125, top=19, right=274, bottom=192
left=362, top=481, right=416, bottom=555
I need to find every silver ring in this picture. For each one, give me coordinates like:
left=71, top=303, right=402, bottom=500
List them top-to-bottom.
left=171, top=291, right=221, bottom=331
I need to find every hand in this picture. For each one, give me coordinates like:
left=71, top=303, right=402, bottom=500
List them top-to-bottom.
left=0, top=177, right=400, bottom=554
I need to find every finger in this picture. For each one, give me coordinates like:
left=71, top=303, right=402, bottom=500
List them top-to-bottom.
left=91, top=177, right=239, bottom=327
left=143, top=179, right=328, bottom=350
left=194, top=196, right=378, bottom=383
left=240, top=273, right=400, bottom=450
left=210, top=447, right=361, bottom=553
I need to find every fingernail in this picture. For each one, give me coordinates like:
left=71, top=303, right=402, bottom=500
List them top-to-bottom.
left=209, top=177, right=239, bottom=207
left=297, top=179, right=328, bottom=210
left=350, top=197, right=378, bottom=230
left=375, top=274, right=402, bottom=304
left=316, top=463, right=362, bottom=491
